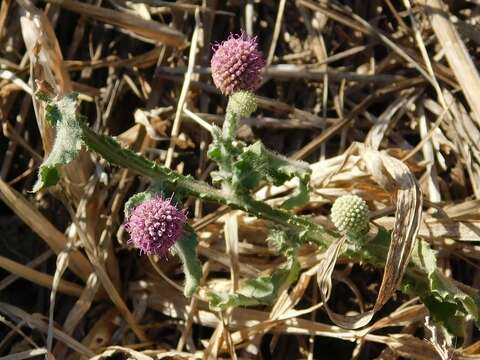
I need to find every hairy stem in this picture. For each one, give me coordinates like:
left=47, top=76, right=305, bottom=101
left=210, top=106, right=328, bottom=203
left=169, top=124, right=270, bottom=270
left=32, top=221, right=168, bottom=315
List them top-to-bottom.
left=222, top=111, right=238, bottom=141
left=81, top=122, right=480, bottom=328
left=81, top=123, right=336, bottom=245
left=80, top=125, right=448, bottom=286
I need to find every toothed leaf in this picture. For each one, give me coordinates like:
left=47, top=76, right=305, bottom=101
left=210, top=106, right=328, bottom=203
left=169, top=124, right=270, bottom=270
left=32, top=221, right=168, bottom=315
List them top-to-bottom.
left=33, top=93, right=83, bottom=192
left=232, top=141, right=311, bottom=207
left=124, top=184, right=169, bottom=218
left=267, top=227, right=301, bottom=257
left=409, top=236, right=480, bottom=335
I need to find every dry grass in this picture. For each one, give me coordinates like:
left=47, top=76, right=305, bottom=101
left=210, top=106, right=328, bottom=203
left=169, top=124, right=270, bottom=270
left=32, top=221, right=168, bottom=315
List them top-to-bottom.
left=0, top=0, right=480, bottom=359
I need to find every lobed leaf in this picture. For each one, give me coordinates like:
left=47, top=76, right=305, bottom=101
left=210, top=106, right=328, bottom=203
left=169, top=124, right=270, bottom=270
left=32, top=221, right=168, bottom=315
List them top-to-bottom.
left=33, top=93, right=83, bottom=192
left=232, top=141, right=311, bottom=208
left=267, top=227, right=301, bottom=257
left=410, top=239, right=480, bottom=335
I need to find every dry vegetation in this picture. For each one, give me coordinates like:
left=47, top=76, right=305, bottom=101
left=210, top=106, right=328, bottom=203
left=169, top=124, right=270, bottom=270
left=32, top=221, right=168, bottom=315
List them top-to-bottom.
left=1, top=0, right=480, bottom=359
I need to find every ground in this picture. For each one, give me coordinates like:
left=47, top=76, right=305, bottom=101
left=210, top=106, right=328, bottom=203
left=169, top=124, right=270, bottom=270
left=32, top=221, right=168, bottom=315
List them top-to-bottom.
left=0, top=0, right=479, bottom=359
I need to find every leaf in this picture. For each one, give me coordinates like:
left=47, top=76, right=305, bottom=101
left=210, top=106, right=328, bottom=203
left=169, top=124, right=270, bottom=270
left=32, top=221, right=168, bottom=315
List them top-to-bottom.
left=33, top=93, right=83, bottom=192
left=207, top=125, right=241, bottom=185
left=206, top=126, right=224, bottom=164
left=232, top=141, right=311, bottom=208
left=316, top=146, right=424, bottom=330
left=366, top=149, right=423, bottom=308
left=282, top=179, right=310, bottom=209
left=124, top=184, right=168, bottom=218
left=174, top=225, right=202, bottom=297
left=267, top=227, right=301, bottom=257
left=410, top=239, right=480, bottom=335
left=208, top=259, right=300, bottom=310
left=430, top=271, right=479, bottom=321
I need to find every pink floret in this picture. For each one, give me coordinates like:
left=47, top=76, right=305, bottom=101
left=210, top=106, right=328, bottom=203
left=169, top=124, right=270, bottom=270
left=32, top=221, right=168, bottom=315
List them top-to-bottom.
left=211, top=32, right=266, bottom=95
left=125, top=197, right=187, bottom=256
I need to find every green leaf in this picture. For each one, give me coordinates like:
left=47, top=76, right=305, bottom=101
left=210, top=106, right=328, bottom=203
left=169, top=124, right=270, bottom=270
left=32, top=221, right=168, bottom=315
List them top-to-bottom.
left=33, top=93, right=83, bottom=192
left=206, top=126, right=224, bottom=163
left=232, top=141, right=311, bottom=207
left=282, top=179, right=310, bottom=210
left=124, top=184, right=169, bottom=218
left=124, top=191, right=155, bottom=218
left=174, top=225, right=202, bottom=297
left=267, top=227, right=301, bottom=257
left=360, top=229, right=480, bottom=335
left=411, top=237, right=438, bottom=274
left=409, top=239, right=480, bottom=335
left=208, top=259, right=300, bottom=310
left=428, top=270, right=479, bottom=332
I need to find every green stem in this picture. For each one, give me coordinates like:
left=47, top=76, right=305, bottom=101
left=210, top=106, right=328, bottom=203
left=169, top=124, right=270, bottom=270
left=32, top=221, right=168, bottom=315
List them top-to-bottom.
left=222, top=111, right=238, bottom=141
left=81, top=123, right=480, bottom=327
left=81, top=123, right=430, bottom=270
left=81, top=123, right=428, bottom=293
left=81, top=124, right=335, bottom=245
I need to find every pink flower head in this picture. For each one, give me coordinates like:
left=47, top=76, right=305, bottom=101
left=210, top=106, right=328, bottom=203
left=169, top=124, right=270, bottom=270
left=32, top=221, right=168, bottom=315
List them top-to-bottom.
left=211, top=32, right=265, bottom=95
left=125, top=196, right=187, bottom=256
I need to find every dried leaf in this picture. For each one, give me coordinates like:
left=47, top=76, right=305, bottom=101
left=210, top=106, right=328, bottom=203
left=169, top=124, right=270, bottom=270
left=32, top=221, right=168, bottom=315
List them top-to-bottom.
left=316, top=146, right=423, bottom=329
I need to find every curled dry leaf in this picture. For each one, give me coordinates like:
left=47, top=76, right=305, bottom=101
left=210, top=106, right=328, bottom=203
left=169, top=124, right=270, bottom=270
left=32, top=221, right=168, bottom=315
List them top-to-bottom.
left=18, top=0, right=72, bottom=153
left=316, top=144, right=422, bottom=329
left=371, top=334, right=442, bottom=360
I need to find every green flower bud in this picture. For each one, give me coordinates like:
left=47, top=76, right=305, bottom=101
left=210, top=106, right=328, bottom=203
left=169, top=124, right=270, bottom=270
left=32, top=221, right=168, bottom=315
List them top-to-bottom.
left=227, top=90, right=257, bottom=118
left=331, top=194, right=369, bottom=238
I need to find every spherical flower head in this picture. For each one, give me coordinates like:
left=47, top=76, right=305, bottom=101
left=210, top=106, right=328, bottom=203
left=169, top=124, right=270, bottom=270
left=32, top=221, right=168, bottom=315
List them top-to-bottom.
left=211, top=32, right=265, bottom=95
left=227, top=90, right=257, bottom=117
left=331, top=194, right=369, bottom=237
left=125, top=197, right=187, bottom=256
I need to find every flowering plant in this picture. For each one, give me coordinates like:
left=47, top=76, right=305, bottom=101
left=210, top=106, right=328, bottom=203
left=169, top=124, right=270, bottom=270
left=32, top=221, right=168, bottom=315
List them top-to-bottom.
left=32, top=33, right=479, bottom=333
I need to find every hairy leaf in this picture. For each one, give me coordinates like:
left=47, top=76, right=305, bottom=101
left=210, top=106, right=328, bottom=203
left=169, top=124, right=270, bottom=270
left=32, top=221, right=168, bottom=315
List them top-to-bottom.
left=33, top=93, right=83, bottom=191
left=207, top=125, right=242, bottom=185
left=232, top=141, right=311, bottom=207
left=124, top=184, right=169, bottom=218
left=124, top=192, right=155, bottom=219
left=174, top=225, right=202, bottom=297
left=267, top=227, right=301, bottom=257
left=410, top=240, right=480, bottom=335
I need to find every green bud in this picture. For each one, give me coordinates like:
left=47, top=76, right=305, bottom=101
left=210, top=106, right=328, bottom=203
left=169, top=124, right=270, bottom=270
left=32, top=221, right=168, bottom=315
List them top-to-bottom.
left=227, top=91, right=257, bottom=118
left=331, top=194, right=369, bottom=238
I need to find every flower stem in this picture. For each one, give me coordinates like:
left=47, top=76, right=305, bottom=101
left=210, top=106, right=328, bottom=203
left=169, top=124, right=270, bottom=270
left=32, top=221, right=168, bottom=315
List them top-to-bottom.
left=81, top=122, right=480, bottom=326
left=81, top=123, right=335, bottom=245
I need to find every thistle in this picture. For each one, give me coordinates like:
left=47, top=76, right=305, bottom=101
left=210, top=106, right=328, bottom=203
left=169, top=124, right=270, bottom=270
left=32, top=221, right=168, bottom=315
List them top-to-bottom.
left=211, top=32, right=265, bottom=95
left=331, top=194, right=369, bottom=238
left=125, top=196, right=187, bottom=256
